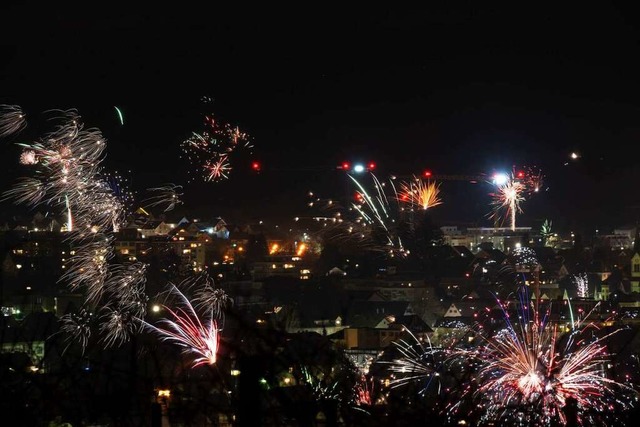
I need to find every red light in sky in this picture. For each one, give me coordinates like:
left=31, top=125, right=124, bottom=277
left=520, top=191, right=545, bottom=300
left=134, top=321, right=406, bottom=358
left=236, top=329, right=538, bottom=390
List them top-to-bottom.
left=251, top=161, right=261, bottom=171
left=341, top=162, right=350, bottom=170
left=368, top=162, right=376, bottom=170
left=424, top=170, right=432, bottom=178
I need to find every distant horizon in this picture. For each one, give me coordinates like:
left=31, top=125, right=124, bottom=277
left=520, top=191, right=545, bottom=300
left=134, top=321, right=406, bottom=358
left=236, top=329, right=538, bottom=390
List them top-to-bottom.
left=1, top=200, right=636, bottom=242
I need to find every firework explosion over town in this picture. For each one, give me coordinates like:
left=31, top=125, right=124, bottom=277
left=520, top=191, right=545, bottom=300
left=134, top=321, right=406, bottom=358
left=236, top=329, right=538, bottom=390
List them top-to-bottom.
left=2, top=4, right=640, bottom=427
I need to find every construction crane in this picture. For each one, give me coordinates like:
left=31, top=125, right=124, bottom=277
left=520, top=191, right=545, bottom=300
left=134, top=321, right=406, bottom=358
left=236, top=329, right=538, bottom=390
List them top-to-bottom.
left=392, top=170, right=488, bottom=184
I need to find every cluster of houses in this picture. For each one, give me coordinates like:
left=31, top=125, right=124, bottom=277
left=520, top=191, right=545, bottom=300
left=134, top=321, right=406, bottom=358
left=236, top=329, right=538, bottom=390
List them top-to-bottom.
left=2, top=211, right=640, bottom=370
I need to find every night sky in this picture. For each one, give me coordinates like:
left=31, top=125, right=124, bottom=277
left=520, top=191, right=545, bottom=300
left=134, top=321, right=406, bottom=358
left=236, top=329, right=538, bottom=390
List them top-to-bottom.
left=2, top=4, right=640, bottom=234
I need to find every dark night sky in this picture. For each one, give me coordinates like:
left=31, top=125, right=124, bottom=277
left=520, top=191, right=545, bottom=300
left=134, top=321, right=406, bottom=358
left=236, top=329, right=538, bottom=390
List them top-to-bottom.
left=2, top=3, right=640, bottom=234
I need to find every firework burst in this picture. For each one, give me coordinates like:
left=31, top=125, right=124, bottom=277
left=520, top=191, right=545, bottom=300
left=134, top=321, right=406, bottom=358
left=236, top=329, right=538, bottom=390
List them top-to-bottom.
left=3, top=109, right=144, bottom=350
left=181, top=110, right=254, bottom=183
left=19, top=149, right=38, bottom=165
left=203, top=156, right=232, bottom=181
left=523, top=166, right=545, bottom=193
left=489, top=167, right=545, bottom=231
left=103, top=170, right=136, bottom=216
left=489, top=171, right=526, bottom=231
left=398, top=176, right=443, bottom=211
left=541, top=219, right=553, bottom=246
left=61, top=236, right=114, bottom=303
left=511, top=246, right=539, bottom=271
left=105, top=262, right=149, bottom=318
left=178, top=273, right=233, bottom=323
left=571, top=273, right=589, bottom=299
left=191, top=279, right=233, bottom=320
left=142, top=284, right=220, bottom=368
left=386, top=289, right=637, bottom=426
left=452, top=298, right=634, bottom=425
left=99, top=305, right=143, bottom=348
left=59, top=308, right=93, bottom=354
left=384, top=329, right=443, bottom=393
left=298, top=361, right=373, bottom=416
left=301, top=365, right=341, bottom=400
left=354, top=374, right=373, bottom=406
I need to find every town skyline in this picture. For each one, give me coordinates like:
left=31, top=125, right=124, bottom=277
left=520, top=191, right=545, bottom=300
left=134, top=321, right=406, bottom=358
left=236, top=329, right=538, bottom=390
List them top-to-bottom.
left=2, top=5, right=640, bottom=426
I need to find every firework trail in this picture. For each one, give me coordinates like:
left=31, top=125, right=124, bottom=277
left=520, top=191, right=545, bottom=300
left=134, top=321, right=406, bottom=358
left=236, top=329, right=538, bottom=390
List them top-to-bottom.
left=0, top=104, right=27, bottom=138
left=114, top=106, right=124, bottom=125
left=180, top=111, right=254, bottom=183
left=489, top=171, right=525, bottom=231
left=302, top=173, right=411, bottom=255
left=305, top=173, right=406, bottom=255
left=348, top=173, right=406, bottom=254
left=349, top=174, right=392, bottom=230
left=1, top=176, right=50, bottom=206
left=397, top=176, right=443, bottom=211
left=142, top=183, right=183, bottom=212
left=304, top=195, right=378, bottom=250
left=142, top=284, right=220, bottom=368
left=387, top=288, right=637, bottom=426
